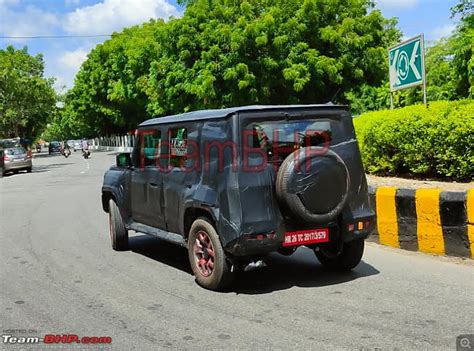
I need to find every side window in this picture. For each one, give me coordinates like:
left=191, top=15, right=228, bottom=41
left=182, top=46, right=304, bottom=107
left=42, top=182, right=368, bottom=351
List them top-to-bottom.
left=169, top=127, right=187, bottom=168
left=139, top=129, right=161, bottom=168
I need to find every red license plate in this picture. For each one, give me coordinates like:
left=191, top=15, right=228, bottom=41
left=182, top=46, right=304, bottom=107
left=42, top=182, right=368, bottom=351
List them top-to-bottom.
left=283, top=228, right=329, bottom=247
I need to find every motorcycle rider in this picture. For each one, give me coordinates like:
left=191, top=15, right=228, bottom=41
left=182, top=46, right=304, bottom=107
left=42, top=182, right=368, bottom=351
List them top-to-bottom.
left=81, top=138, right=90, bottom=158
left=60, top=140, right=71, bottom=157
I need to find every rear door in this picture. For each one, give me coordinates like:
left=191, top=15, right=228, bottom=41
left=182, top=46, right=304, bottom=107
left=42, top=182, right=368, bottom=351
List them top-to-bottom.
left=161, top=124, right=200, bottom=234
left=130, top=128, right=166, bottom=229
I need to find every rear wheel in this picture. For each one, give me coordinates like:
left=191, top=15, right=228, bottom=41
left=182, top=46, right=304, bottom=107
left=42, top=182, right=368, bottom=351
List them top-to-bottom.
left=26, top=167, right=32, bottom=173
left=108, top=199, right=129, bottom=251
left=188, top=218, right=234, bottom=290
left=314, top=239, right=364, bottom=270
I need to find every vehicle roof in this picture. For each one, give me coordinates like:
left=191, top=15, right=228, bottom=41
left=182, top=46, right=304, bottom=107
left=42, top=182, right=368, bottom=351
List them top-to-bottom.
left=139, top=104, right=347, bottom=127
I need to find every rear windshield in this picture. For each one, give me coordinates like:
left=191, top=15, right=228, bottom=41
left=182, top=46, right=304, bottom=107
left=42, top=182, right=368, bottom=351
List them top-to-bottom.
left=242, top=113, right=350, bottom=162
left=5, top=148, right=26, bottom=155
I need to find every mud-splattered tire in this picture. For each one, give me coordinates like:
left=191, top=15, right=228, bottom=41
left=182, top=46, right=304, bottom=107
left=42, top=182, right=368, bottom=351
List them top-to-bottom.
left=108, top=199, right=129, bottom=251
left=188, top=218, right=234, bottom=291
left=315, top=239, right=364, bottom=270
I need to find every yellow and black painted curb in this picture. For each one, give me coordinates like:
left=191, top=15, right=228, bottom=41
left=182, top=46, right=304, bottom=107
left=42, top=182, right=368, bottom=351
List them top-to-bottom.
left=368, top=186, right=474, bottom=259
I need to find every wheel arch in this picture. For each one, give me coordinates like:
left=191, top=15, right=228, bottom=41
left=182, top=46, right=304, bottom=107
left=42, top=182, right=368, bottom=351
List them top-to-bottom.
left=101, top=191, right=115, bottom=213
left=183, top=206, right=217, bottom=241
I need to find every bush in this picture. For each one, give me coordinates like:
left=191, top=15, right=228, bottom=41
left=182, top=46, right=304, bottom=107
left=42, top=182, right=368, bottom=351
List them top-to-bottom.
left=354, top=100, right=474, bottom=181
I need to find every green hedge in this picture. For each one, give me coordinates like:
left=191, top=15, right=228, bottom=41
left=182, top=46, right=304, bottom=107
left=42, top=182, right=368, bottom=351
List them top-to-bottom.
left=353, top=100, right=474, bottom=181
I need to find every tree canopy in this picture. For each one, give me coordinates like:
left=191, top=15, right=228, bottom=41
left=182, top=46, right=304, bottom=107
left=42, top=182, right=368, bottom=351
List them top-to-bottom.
left=54, top=0, right=472, bottom=135
left=59, top=0, right=400, bottom=136
left=346, top=0, right=473, bottom=114
left=0, top=46, right=57, bottom=140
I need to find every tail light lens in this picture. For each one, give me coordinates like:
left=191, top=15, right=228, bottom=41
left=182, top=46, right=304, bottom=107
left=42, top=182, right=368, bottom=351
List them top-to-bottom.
left=3, top=154, right=8, bottom=161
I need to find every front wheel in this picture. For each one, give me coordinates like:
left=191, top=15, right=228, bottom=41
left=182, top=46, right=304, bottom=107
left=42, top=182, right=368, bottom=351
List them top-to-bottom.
left=108, top=199, right=129, bottom=251
left=188, top=218, right=234, bottom=290
left=314, top=239, right=364, bottom=271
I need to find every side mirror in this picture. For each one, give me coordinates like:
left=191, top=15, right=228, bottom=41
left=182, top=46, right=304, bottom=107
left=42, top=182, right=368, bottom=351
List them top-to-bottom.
left=116, top=152, right=131, bottom=168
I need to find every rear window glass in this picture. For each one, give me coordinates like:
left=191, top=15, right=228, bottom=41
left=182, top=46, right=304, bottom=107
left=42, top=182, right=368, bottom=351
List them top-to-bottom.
left=246, top=119, right=334, bottom=148
left=6, top=148, right=26, bottom=155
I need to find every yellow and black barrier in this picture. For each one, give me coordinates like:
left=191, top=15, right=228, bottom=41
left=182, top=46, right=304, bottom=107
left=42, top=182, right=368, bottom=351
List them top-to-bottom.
left=368, top=187, right=474, bottom=258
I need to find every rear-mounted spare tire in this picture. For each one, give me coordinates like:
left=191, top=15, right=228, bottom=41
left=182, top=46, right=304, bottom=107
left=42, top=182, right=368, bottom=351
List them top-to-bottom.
left=276, top=147, right=350, bottom=223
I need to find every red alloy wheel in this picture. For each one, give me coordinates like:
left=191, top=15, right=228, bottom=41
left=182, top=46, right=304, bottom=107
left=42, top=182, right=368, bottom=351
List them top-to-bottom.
left=193, top=230, right=215, bottom=277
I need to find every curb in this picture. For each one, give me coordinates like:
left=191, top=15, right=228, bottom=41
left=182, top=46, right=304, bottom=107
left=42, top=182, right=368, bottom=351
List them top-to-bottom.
left=368, top=186, right=474, bottom=259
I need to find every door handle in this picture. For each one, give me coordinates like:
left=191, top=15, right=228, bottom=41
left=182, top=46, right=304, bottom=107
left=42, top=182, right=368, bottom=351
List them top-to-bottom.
left=149, top=183, right=158, bottom=187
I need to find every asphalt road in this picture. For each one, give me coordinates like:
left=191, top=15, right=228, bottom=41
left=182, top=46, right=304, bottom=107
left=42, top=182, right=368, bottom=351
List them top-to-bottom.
left=1, top=150, right=473, bottom=350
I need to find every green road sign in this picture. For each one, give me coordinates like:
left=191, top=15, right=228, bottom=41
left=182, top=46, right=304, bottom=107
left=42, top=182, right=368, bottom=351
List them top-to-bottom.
left=389, top=35, right=425, bottom=92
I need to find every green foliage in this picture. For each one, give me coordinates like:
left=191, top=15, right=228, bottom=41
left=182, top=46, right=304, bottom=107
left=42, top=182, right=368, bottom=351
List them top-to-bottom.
left=63, top=0, right=400, bottom=136
left=347, top=0, right=473, bottom=115
left=450, top=9, right=473, bottom=98
left=61, top=20, right=165, bottom=136
left=0, top=46, right=57, bottom=140
left=354, top=100, right=474, bottom=180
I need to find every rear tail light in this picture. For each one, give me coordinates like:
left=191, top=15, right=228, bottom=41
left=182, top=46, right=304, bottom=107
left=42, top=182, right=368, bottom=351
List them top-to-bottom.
left=26, top=150, right=32, bottom=159
left=348, top=220, right=371, bottom=232
left=244, top=231, right=276, bottom=241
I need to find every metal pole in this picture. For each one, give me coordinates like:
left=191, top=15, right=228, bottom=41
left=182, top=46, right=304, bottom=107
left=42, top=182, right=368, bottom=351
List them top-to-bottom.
left=421, top=33, right=427, bottom=107
left=390, top=92, right=394, bottom=110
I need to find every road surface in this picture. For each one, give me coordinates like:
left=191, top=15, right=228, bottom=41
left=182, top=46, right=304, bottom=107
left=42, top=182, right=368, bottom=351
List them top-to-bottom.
left=1, top=150, right=473, bottom=350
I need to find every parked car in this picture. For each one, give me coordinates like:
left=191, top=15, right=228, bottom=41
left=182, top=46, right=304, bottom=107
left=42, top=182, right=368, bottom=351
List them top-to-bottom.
left=102, top=104, right=375, bottom=290
left=73, top=140, right=82, bottom=152
left=48, top=141, right=61, bottom=154
left=3, top=147, right=32, bottom=175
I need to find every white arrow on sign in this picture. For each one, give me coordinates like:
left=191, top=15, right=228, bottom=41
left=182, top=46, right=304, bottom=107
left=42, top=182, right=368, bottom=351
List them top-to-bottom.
left=410, top=41, right=421, bottom=80
left=389, top=49, right=401, bottom=86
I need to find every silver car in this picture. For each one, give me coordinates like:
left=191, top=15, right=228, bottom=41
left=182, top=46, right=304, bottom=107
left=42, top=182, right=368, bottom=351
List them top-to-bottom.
left=73, top=140, right=82, bottom=152
left=3, top=147, right=32, bottom=175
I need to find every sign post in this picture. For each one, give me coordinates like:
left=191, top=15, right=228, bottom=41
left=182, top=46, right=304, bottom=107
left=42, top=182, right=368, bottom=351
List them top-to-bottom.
left=388, top=34, right=426, bottom=108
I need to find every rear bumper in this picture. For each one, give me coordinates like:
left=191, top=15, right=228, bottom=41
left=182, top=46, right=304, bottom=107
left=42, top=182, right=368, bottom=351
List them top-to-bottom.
left=4, top=159, right=32, bottom=171
left=226, top=214, right=375, bottom=257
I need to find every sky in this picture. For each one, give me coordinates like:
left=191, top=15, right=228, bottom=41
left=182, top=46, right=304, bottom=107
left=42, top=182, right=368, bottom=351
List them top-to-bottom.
left=0, top=0, right=460, bottom=93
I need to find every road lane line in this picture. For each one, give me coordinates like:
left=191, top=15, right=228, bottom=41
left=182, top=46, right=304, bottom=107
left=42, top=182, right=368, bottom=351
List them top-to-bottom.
left=376, top=187, right=399, bottom=248
left=416, top=189, right=444, bottom=255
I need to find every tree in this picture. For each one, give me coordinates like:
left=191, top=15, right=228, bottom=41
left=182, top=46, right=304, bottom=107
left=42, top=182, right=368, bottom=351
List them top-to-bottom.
left=63, top=0, right=400, bottom=135
left=146, top=0, right=400, bottom=114
left=450, top=1, right=473, bottom=98
left=61, top=20, right=165, bottom=136
left=0, top=46, right=57, bottom=140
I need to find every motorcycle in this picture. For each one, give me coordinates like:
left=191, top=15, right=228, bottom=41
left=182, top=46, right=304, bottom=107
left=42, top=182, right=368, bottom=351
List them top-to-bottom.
left=61, top=147, right=71, bottom=158
left=82, top=149, right=90, bottom=159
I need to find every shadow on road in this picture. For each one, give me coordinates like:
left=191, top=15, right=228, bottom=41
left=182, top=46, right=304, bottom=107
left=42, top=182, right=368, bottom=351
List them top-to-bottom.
left=33, top=152, right=65, bottom=159
left=2, top=162, right=73, bottom=177
left=31, top=163, right=75, bottom=173
left=129, top=234, right=379, bottom=294
left=130, top=235, right=192, bottom=274
left=232, top=250, right=379, bottom=294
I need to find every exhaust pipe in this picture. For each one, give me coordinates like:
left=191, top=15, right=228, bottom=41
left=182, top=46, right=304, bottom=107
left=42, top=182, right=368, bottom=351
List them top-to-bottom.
left=243, top=260, right=267, bottom=272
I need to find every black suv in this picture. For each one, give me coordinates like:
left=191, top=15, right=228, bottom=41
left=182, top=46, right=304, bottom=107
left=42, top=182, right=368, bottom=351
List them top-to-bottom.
left=102, top=105, right=374, bottom=290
